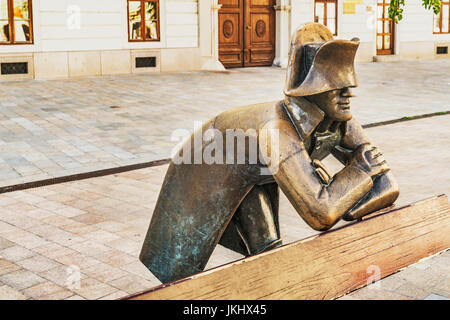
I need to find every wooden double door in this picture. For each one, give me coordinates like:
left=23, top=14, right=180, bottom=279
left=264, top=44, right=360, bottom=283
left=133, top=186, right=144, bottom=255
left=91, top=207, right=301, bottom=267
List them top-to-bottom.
left=218, top=0, right=275, bottom=68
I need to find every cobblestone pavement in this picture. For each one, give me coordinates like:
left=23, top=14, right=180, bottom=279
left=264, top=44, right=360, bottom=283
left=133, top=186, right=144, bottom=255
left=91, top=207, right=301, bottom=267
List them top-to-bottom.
left=0, top=59, right=449, bottom=187
left=0, top=115, right=448, bottom=300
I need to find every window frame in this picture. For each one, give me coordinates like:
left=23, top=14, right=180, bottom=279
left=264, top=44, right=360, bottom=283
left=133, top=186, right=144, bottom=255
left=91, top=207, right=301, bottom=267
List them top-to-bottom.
left=0, top=0, right=34, bottom=45
left=127, top=0, right=160, bottom=42
left=314, top=0, right=338, bottom=36
left=376, top=0, right=395, bottom=55
left=433, top=1, right=450, bottom=34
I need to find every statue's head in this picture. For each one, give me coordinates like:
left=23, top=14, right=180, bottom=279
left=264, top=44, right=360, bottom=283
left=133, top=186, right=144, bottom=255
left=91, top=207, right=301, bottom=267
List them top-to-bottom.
left=284, top=23, right=359, bottom=121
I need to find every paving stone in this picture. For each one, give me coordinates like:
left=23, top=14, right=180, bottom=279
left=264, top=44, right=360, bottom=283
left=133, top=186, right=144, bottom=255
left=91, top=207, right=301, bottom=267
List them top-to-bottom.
left=0, top=197, right=19, bottom=207
left=5, top=202, right=37, bottom=213
left=53, top=207, right=86, bottom=218
left=23, top=208, right=55, bottom=220
left=72, top=213, right=108, bottom=225
left=3, top=215, right=43, bottom=230
left=41, top=216, right=78, bottom=229
left=0, top=221, right=21, bottom=234
left=94, top=221, right=130, bottom=233
left=60, top=224, right=100, bottom=236
left=83, top=230, right=121, bottom=243
left=10, top=233, right=51, bottom=249
left=0, top=237, right=15, bottom=250
left=105, top=238, right=140, bottom=254
left=70, top=240, right=111, bottom=257
left=31, top=243, right=78, bottom=260
left=0, top=245, right=35, bottom=262
left=94, top=249, right=137, bottom=268
left=54, top=252, right=101, bottom=269
left=16, top=254, right=61, bottom=273
left=0, top=259, right=21, bottom=276
left=120, top=261, right=160, bottom=282
left=82, top=262, right=129, bottom=283
left=38, top=264, right=87, bottom=288
left=390, top=265, right=446, bottom=292
left=0, top=269, right=45, bottom=290
left=378, top=273, right=409, bottom=291
left=108, top=274, right=155, bottom=294
left=72, top=277, right=117, bottom=300
left=430, top=277, right=450, bottom=298
left=21, top=281, right=73, bottom=300
left=394, top=282, right=432, bottom=300
left=0, top=285, right=28, bottom=300
left=350, top=287, right=414, bottom=300
left=99, top=290, right=129, bottom=300
left=424, top=293, right=450, bottom=300
left=64, top=295, right=86, bottom=300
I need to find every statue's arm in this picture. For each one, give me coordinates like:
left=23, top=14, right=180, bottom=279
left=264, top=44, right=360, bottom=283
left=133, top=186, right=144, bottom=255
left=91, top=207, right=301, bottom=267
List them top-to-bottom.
left=332, top=118, right=400, bottom=220
left=259, top=119, right=373, bottom=231
left=343, top=171, right=399, bottom=220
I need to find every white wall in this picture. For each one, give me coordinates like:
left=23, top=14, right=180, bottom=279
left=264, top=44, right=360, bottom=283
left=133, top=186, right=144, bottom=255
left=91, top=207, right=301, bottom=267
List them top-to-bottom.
left=0, top=0, right=199, bottom=53
left=165, top=0, right=198, bottom=48
left=290, top=0, right=314, bottom=35
left=337, top=0, right=376, bottom=43
left=400, top=1, right=450, bottom=43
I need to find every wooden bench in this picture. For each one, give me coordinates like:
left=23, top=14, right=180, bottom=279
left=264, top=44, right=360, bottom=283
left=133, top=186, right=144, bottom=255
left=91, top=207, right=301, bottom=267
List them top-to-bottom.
left=125, top=195, right=450, bottom=300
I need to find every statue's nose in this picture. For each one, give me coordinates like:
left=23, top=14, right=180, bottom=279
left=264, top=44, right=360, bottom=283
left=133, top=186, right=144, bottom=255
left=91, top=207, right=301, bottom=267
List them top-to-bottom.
left=341, top=87, right=355, bottom=97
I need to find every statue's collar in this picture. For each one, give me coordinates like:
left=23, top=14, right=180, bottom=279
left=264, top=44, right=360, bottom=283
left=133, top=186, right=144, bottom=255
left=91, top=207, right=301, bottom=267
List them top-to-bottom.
left=282, top=96, right=325, bottom=141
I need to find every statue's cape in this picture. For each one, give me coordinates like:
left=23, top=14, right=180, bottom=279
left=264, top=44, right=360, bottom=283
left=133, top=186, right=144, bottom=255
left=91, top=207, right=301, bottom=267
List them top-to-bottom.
left=139, top=161, right=280, bottom=283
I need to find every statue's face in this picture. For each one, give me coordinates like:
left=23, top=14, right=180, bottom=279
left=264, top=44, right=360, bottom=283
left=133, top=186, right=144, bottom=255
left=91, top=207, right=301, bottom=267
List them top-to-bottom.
left=307, top=87, right=354, bottom=122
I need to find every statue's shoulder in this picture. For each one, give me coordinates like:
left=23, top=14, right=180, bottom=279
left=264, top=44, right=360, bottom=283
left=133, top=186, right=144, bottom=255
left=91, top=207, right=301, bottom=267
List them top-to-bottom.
left=281, top=97, right=324, bottom=141
left=213, top=100, right=287, bottom=131
left=254, top=100, right=297, bottom=129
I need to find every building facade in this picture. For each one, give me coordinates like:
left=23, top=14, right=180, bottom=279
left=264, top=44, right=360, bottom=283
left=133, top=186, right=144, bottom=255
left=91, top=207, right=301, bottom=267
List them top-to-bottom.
left=0, top=0, right=448, bottom=80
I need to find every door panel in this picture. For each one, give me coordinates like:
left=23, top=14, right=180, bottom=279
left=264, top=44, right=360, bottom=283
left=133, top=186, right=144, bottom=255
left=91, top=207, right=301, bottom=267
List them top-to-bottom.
left=218, top=0, right=275, bottom=68
left=219, top=0, right=244, bottom=67
left=244, top=0, right=275, bottom=67
left=376, top=0, right=394, bottom=55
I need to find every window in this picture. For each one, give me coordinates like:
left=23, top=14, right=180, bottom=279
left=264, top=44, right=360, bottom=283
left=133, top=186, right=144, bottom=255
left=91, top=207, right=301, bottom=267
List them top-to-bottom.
left=0, top=0, right=33, bottom=44
left=128, top=0, right=160, bottom=42
left=314, top=0, right=337, bottom=35
left=376, top=0, right=394, bottom=55
left=434, top=1, right=449, bottom=34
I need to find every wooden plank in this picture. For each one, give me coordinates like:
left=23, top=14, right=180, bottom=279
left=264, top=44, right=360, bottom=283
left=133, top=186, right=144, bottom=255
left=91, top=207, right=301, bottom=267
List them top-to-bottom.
left=126, top=195, right=450, bottom=300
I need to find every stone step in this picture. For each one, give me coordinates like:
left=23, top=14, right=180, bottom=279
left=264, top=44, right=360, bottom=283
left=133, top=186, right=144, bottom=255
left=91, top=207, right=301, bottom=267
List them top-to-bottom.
left=373, top=54, right=402, bottom=62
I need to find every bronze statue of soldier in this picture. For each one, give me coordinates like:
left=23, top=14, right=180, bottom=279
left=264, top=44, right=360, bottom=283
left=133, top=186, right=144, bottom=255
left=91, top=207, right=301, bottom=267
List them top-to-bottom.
left=140, top=23, right=400, bottom=284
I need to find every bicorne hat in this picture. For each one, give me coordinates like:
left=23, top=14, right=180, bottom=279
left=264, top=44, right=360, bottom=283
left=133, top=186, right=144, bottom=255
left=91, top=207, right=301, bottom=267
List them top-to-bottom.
left=284, top=22, right=360, bottom=97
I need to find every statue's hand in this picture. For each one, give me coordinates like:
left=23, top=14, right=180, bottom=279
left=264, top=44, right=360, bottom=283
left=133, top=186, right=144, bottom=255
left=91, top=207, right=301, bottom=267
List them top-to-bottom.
left=352, top=144, right=390, bottom=178
left=313, top=159, right=332, bottom=184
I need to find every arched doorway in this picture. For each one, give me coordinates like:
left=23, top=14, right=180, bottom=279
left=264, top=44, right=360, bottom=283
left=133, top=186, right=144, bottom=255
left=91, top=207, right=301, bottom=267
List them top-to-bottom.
left=218, top=0, right=276, bottom=68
